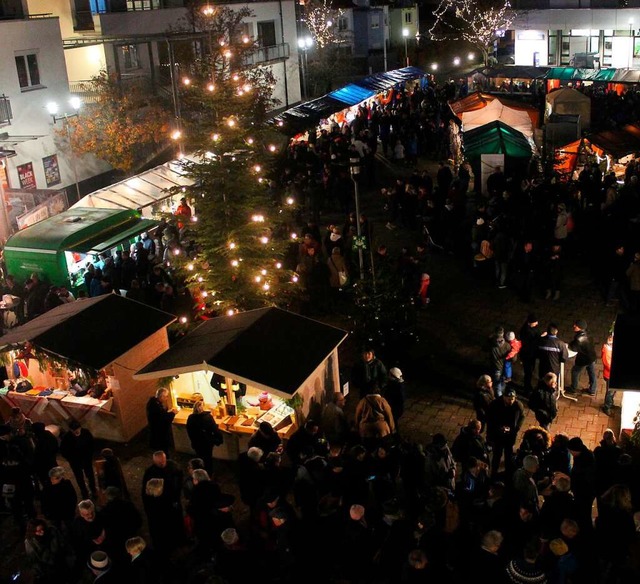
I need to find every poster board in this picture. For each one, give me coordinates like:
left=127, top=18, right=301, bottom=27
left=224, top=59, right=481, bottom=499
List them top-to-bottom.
left=480, top=154, right=505, bottom=196
left=43, top=155, right=61, bottom=187
left=17, top=162, right=36, bottom=190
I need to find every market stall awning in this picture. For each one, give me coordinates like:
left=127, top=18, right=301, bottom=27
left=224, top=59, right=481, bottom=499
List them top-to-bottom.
left=469, top=65, right=549, bottom=80
left=271, top=66, right=425, bottom=133
left=543, top=67, right=600, bottom=81
left=450, top=92, right=540, bottom=127
left=461, top=98, right=534, bottom=139
left=463, top=120, right=533, bottom=161
left=589, top=128, right=640, bottom=160
left=553, top=137, right=605, bottom=178
left=70, top=156, right=197, bottom=212
left=88, top=218, right=158, bottom=254
left=0, top=294, right=175, bottom=370
left=135, top=307, right=348, bottom=399
left=610, top=314, right=640, bottom=391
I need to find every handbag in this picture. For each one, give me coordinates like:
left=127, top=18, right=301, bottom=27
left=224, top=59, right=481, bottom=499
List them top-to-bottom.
left=331, top=258, right=348, bottom=287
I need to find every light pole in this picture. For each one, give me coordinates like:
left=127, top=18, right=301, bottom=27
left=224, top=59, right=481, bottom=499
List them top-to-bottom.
left=402, top=28, right=410, bottom=67
left=297, top=36, right=313, bottom=101
left=47, top=98, right=82, bottom=202
left=0, top=149, right=17, bottom=242
left=349, top=155, right=365, bottom=281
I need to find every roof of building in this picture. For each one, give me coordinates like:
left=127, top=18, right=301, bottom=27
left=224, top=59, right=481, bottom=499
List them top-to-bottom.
left=0, top=294, right=175, bottom=370
left=135, top=307, right=348, bottom=398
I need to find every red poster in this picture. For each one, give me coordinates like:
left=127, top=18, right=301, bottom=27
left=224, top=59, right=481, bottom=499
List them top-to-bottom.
left=17, top=162, right=36, bottom=190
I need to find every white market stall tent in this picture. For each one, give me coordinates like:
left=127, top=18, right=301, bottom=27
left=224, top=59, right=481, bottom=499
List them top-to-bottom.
left=545, top=88, right=592, bottom=130
left=461, top=98, right=534, bottom=139
left=71, top=156, right=198, bottom=217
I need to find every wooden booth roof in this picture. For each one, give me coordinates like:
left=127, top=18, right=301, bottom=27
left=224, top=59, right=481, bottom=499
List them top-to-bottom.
left=0, top=294, right=175, bottom=370
left=135, top=307, right=348, bottom=398
left=610, top=314, right=640, bottom=392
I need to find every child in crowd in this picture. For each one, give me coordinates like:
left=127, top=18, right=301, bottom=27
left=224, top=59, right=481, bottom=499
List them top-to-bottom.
left=504, top=331, right=522, bottom=383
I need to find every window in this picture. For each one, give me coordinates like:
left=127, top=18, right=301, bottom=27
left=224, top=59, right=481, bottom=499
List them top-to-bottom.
left=404, top=12, right=412, bottom=24
left=371, top=14, right=380, bottom=29
left=338, top=17, right=348, bottom=32
left=257, top=21, right=276, bottom=47
left=122, top=44, right=140, bottom=69
left=15, top=52, right=41, bottom=90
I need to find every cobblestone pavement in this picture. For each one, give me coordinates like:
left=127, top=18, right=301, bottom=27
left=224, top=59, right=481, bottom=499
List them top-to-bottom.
left=0, top=156, right=625, bottom=580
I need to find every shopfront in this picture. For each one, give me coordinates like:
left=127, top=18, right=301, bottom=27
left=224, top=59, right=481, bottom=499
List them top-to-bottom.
left=135, top=307, right=348, bottom=459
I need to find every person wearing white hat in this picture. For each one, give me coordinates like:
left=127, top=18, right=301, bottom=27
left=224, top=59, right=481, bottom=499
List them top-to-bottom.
left=384, top=367, right=406, bottom=424
left=87, top=550, right=118, bottom=583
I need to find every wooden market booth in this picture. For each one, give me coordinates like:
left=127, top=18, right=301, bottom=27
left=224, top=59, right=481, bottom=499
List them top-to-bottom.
left=0, top=294, right=175, bottom=442
left=134, top=307, right=348, bottom=460
left=609, top=314, right=640, bottom=443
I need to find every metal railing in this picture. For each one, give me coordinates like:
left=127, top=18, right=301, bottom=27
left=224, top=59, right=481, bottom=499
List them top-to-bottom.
left=244, top=43, right=290, bottom=66
left=0, top=95, right=12, bottom=126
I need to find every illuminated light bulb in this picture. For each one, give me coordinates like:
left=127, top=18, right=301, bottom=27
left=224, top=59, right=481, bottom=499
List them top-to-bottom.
left=202, top=5, right=214, bottom=15
left=242, top=36, right=250, bottom=43
left=219, top=39, right=226, bottom=46
left=224, top=50, right=232, bottom=58
left=232, top=74, right=239, bottom=81
left=182, top=77, right=191, bottom=86
left=207, top=83, right=215, bottom=92
left=243, top=84, right=251, bottom=92
left=237, top=89, right=244, bottom=96
left=227, top=118, right=236, bottom=128
left=277, top=120, right=284, bottom=127
left=171, top=129, right=182, bottom=140
left=212, top=133, right=220, bottom=141
left=247, top=137, right=254, bottom=145
left=268, top=144, right=277, bottom=152
left=258, top=177, right=264, bottom=183
left=182, top=187, right=186, bottom=192
left=286, top=197, right=294, bottom=205
left=251, top=214, right=265, bottom=222
left=191, top=216, right=198, bottom=222
left=290, top=232, right=297, bottom=240
left=260, top=236, right=269, bottom=244
left=228, top=242, right=236, bottom=249
left=173, top=248, right=181, bottom=255
left=231, top=260, right=239, bottom=267
left=276, top=262, right=282, bottom=269
left=187, top=264, right=194, bottom=271
left=261, top=269, right=267, bottom=276
left=292, top=275, right=299, bottom=283
left=255, top=276, right=262, bottom=283
left=197, top=277, right=204, bottom=283
left=263, top=283, right=270, bottom=291
left=202, top=291, right=208, bottom=297
left=201, top=305, right=206, bottom=310
left=227, top=309, right=235, bottom=316
left=179, top=316, right=188, bottom=324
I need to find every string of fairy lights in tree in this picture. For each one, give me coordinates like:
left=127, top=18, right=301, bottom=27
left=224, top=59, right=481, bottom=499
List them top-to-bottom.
left=300, top=0, right=345, bottom=48
left=429, top=0, right=514, bottom=65
left=165, top=3, right=300, bottom=320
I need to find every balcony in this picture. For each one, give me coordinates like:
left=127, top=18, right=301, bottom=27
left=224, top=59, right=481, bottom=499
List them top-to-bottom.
left=244, top=43, right=290, bottom=66
left=0, top=95, right=12, bottom=126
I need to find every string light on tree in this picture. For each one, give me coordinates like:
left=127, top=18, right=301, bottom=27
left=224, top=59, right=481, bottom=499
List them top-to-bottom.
left=301, top=0, right=345, bottom=48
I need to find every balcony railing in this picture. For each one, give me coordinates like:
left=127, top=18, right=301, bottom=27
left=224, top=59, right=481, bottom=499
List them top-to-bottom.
left=244, top=43, right=290, bottom=66
left=0, top=95, right=12, bottom=126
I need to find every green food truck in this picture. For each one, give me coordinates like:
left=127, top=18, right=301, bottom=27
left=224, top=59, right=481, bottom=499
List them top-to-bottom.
left=4, top=208, right=157, bottom=291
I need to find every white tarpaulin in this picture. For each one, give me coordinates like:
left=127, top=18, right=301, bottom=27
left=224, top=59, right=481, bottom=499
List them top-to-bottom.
left=461, top=99, right=534, bottom=139
left=71, top=156, right=197, bottom=217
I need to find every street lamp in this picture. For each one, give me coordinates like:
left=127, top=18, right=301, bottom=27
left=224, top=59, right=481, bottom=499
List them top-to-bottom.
left=402, top=28, right=410, bottom=67
left=297, top=36, right=313, bottom=101
left=453, top=56, right=461, bottom=66
left=47, top=98, right=82, bottom=202
left=349, top=155, right=365, bottom=281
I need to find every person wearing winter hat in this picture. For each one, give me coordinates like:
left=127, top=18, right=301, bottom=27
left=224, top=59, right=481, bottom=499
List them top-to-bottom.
left=567, top=319, right=597, bottom=397
left=384, top=367, right=406, bottom=424
left=567, top=436, right=597, bottom=533
left=87, top=550, right=118, bottom=583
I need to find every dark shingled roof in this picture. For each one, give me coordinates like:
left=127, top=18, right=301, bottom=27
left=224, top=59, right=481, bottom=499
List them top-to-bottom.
left=0, top=294, right=175, bottom=370
left=136, top=307, right=348, bottom=397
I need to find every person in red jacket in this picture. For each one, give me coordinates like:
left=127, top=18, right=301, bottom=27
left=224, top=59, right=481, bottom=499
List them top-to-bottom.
left=175, top=197, right=192, bottom=230
left=602, top=332, right=614, bottom=415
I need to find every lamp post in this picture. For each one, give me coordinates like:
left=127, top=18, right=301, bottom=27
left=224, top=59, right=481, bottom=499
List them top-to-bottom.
left=402, top=28, right=410, bottom=67
left=297, top=35, right=313, bottom=101
left=47, top=98, right=82, bottom=202
left=0, top=149, right=17, bottom=242
left=349, top=155, right=365, bottom=281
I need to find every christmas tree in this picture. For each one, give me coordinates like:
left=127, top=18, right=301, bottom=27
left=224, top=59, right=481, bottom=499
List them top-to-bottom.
left=167, top=3, right=299, bottom=319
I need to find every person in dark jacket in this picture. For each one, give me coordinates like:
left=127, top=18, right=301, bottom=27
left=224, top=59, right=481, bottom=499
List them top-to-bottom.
left=518, top=313, right=542, bottom=395
left=567, top=319, right=598, bottom=396
left=537, top=322, right=569, bottom=379
left=487, top=326, right=511, bottom=397
left=351, top=347, right=388, bottom=398
left=529, top=372, right=559, bottom=430
left=473, top=374, right=495, bottom=433
left=145, top=388, right=177, bottom=455
left=486, top=388, right=525, bottom=478
left=186, top=399, right=223, bottom=475
left=451, top=419, right=490, bottom=466
left=60, top=421, right=95, bottom=500
left=248, top=421, right=282, bottom=459
left=31, top=422, right=59, bottom=489
left=567, top=437, right=597, bottom=534
left=40, top=466, right=77, bottom=531
left=101, top=487, right=142, bottom=567
left=124, top=536, right=162, bottom=584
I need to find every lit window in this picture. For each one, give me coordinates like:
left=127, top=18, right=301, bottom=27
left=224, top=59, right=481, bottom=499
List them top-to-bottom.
left=404, top=12, right=412, bottom=24
left=15, top=52, right=41, bottom=90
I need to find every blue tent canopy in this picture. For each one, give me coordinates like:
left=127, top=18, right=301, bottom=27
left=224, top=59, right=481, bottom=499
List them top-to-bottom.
left=272, top=66, right=424, bottom=133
